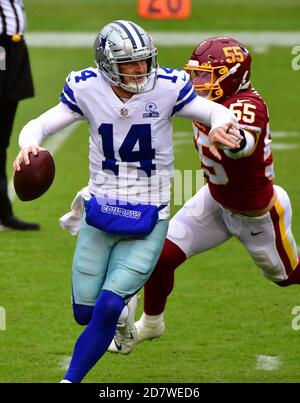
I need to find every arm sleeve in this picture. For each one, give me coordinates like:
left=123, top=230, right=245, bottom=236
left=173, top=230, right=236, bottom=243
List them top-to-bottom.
left=175, top=95, right=237, bottom=129
left=19, top=102, right=83, bottom=148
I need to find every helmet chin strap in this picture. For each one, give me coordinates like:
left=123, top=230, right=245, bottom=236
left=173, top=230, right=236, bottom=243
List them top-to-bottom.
left=228, top=62, right=241, bottom=75
left=226, top=63, right=250, bottom=94
left=237, top=71, right=251, bottom=92
left=123, top=76, right=148, bottom=93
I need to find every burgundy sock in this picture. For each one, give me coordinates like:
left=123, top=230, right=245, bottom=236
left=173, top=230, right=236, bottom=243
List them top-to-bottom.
left=144, top=239, right=187, bottom=315
left=276, top=258, right=300, bottom=287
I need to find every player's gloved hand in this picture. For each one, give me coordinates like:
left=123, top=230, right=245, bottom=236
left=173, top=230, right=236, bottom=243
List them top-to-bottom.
left=208, top=123, right=242, bottom=161
left=14, top=145, right=47, bottom=171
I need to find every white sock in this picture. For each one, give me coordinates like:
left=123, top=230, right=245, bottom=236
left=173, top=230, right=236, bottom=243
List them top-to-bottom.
left=117, top=305, right=129, bottom=325
left=140, top=312, right=164, bottom=325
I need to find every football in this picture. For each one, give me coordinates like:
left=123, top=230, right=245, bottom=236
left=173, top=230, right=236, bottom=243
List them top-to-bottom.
left=14, top=150, right=55, bottom=201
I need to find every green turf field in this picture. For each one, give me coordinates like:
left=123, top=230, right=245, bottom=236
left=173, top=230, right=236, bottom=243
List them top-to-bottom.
left=1, top=0, right=300, bottom=383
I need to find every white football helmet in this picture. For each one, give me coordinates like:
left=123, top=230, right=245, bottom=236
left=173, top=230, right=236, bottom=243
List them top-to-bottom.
left=94, top=20, right=158, bottom=93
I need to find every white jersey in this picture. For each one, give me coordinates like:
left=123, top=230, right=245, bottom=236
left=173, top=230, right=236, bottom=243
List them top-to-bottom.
left=60, top=66, right=197, bottom=217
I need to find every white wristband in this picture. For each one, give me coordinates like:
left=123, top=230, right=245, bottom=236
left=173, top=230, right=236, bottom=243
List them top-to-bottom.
left=223, top=129, right=255, bottom=159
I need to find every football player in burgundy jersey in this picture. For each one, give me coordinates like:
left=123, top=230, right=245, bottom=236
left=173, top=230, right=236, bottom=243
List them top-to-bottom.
left=108, top=36, right=300, bottom=354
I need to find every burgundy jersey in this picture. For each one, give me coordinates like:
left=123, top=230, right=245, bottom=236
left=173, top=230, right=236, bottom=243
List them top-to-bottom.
left=194, top=88, right=274, bottom=211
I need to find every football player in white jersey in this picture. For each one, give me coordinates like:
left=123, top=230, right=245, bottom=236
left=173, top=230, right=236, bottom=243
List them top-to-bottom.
left=14, top=21, right=240, bottom=383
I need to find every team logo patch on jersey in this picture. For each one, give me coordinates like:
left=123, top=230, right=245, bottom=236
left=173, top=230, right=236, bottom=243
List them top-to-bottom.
left=143, top=102, right=159, bottom=118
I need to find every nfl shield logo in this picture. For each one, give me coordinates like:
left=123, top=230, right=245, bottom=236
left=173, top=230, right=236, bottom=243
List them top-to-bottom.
left=120, top=107, right=128, bottom=118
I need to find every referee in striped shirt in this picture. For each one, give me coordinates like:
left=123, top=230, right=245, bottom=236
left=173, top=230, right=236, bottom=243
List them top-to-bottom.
left=0, top=0, right=39, bottom=230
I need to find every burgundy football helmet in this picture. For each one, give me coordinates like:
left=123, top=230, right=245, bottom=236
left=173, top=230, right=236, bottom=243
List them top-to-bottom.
left=185, top=37, right=252, bottom=101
